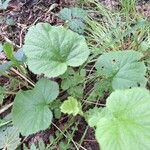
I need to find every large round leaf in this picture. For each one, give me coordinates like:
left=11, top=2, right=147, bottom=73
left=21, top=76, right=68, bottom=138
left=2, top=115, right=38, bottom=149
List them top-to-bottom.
left=23, top=23, right=90, bottom=77
left=95, top=50, right=147, bottom=90
left=12, top=79, right=59, bottom=135
left=95, top=88, right=150, bottom=150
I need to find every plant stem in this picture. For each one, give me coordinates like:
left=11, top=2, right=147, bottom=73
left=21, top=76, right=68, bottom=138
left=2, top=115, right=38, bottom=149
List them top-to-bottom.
left=52, top=122, right=79, bottom=150
left=78, top=126, right=89, bottom=148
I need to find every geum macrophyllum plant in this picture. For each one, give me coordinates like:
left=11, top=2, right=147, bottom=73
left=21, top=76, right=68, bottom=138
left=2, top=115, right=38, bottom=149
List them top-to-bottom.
left=8, top=21, right=150, bottom=150
left=12, top=23, right=90, bottom=136
left=22, top=23, right=90, bottom=78
left=95, top=50, right=147, bottom=90
left=12, top=79, right=59, bottom=135
left=60, top=88, right=150, bottom=150
left=85, top=88, right=150, bottom=150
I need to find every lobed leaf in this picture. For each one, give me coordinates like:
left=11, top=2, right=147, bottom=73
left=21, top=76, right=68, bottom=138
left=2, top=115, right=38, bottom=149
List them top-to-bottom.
left=59, top=7, right=87, bottom=34
left=23, top=23, right=90, bottom=77
left=95, top=50, right=147, bottom=90
left=12, top=78, right=59, bottom=135
left=89, top=88, right=150, bottom=150
left=60, top=97, right=83, bottom=116
left=85, top=107, right=106, bottom=127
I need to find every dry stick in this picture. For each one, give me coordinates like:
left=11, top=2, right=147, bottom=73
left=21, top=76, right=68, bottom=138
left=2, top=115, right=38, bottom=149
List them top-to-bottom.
left=46, top=3, right=58, bottom=13
left=19, top=28, right=24, bottom=48
left=3, top=36, right=20, bottom=48
left=11, top=68, right=35, bottom=87
left=0, top=69, right=35, bottom=115
left=82, top=100, right=106, bottom=106
left=0, top=102, right=13, bottom=115
left=52, top=122, right=80, bottom=150
left=75, top=143, right=87, bottom=150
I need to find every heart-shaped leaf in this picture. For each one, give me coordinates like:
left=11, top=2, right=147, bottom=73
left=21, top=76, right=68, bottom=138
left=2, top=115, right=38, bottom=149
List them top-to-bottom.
left=59, top=7, right=87, bottom=34
left=23, top=23, right=90, bottom=77
left=95, top=50, right=147, bottom=90
left=12, top=78, right=59, bottom=135
left=94, top=88, right=150, bottom=150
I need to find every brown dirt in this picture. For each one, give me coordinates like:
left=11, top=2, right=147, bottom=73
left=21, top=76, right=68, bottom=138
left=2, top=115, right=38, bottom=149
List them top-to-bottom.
left=74, top=118, right=100, bottom=150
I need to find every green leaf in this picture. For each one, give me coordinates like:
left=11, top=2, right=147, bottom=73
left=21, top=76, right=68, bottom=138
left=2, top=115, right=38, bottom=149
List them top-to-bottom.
left=0, top=0, right=11, bottom=10
left=59, top=7, right=87, bottom=34
left=59, top=7, right=87, bottom=22
left=71, top=7, right=87, bottom=21
left=59, top=8, right=72, bottom=21
left=0, top=16, right=5, bottom=24
left=69, top=19, right=86, bottom=34
left=23, top=23, right=90, bottom=77
left=3, top=42, right=15, bottom=61
left=3, top=42, right=21, bottom=67
left=0, top=48, right=25, bottom=73
left=15, top=48, right=26, bottom=62
left=95, top=50, right=147, bottom=90
left=0, top=62, right=12, bottom=72
left=61, top=69, right=85, bottom=90
left=61, top=69, right=85, bottom=98
left=12, top=78, right=59, bottom=135
left=88, top=79, right=112, bottom=101
left=68, top=85, right=84, bottom=98
left=94, top=88, right=150, bottom=150
left=60, top=97, right=83, bottom=116
left=49, top=100, right=62, bottom=119
left=84, top=107, right=106, bottom=127
left=54, top=108, right=61, bottom=119
left=0, top=125, right=20, bottom=150
left=38, top=139, right=46, bottom=150
left=59, top=141, right=72, bottom=150
left=30, top=144, right=37, bottom=150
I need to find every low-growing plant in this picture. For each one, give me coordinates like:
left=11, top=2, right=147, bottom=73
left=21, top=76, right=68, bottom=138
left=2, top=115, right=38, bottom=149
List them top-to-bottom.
left=0, top=0, right=150, bottom=149
left=0, top=0, right=10, bottom=10
left=120, top=0, right=137, bottom=14
left=59, top=7, right=87, bottom=34
left=23, top=23, right=90, bottom=78
left=95, top=50, right=147, bottom=89
left=12, top=78, right=59, bottom=135
left=85, top=88, right=150, bottom=150
left=60, top=96, right=83, bottom=116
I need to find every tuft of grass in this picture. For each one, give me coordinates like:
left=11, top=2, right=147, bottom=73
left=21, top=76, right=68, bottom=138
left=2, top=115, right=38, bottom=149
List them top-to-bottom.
left=84, top=0, right=150, bottom=55
left=120, top=0, right=137, bottom=14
